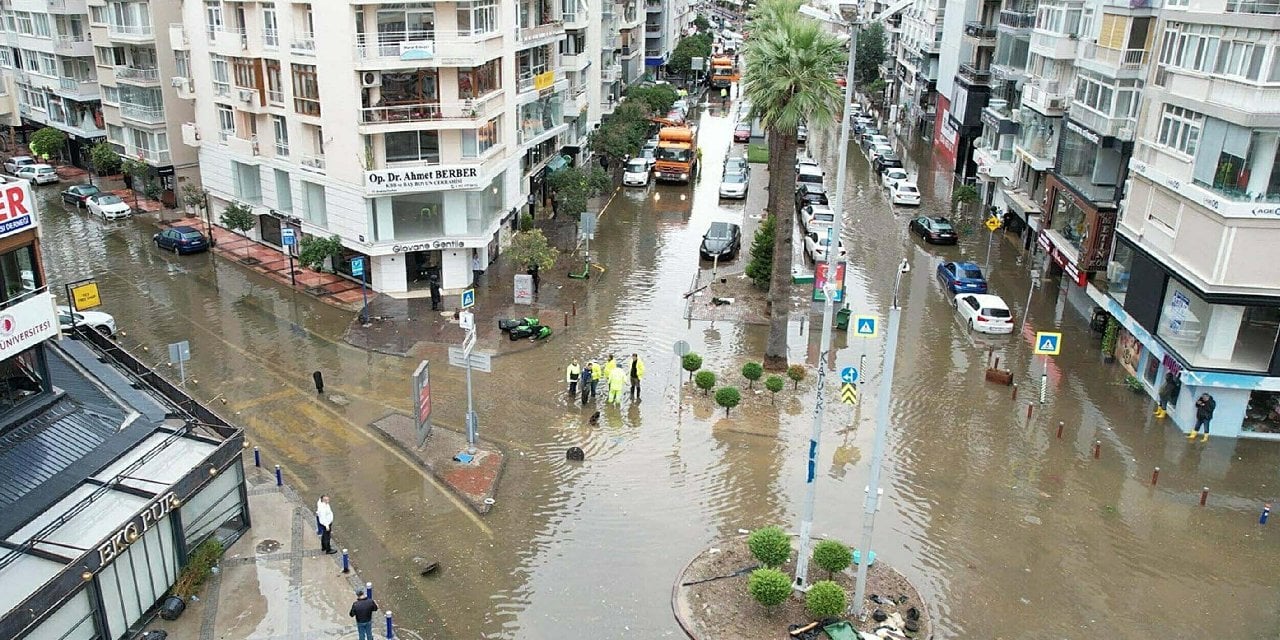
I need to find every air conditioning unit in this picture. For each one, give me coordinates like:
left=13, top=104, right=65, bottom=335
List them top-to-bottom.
left=361, top=71, right=381, bottom=88
left=170, top=76, right=187, bottom=88
left=238, top=90, right=255, bottom=102
left=1047, top=96, right=1066, bottom=110
left=1118, top=126, right=1134, bottom=140
left=977, top=165, right=991, bottom=176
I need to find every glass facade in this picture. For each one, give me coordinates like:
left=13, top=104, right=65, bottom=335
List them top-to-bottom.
left=1017, top=108, right=1059, bottom=159
left=1191, top=119, right=1280, bottom=203
left=1057, top=124, right=1122, bottom=202
left=371, top=175, right=505, bottom=241
left=1050, top=189, right=1088, bottom=250
left=1105, top=240, right=1134, bottom=305
left=0, top=244, right=39, bottom=304
left=1155, top=280, right=1280, bottom=372
left=0, top=346, right=47, bottom=415
left=1245, top=391, right=1280, bottom=434
left=181, top=462, right=247, bottom=547
left=98, top=513, right=178, bottom=638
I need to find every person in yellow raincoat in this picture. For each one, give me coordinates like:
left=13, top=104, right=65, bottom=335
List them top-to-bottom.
left=603, top=354, right=617, bottom=382
left=589, top=360, right=603, bottom=399
left=607, top=365, right=628, bottom=406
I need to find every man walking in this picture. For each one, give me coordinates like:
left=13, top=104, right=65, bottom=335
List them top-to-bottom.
left=471, top=252, right=484, bottom=286
left=629, top=353, right=645, bottom=401
left=566, top=359, right=581, bottom=397
left=580, top=361, right=595, bottom=406
left=1191, top=393, right=1216, bottom=442
left=316, top=495, right=336, bottom=554
left=349, top=587, right=379, bottom=640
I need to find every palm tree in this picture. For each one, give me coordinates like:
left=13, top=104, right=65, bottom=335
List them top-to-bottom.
left=742, top=3, right=845, bottom=369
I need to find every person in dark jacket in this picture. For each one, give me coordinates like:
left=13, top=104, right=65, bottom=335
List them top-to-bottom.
left=429, top=274, right=442, bottom=311
left=580, top=361, right=594, bottom=406
left=1155, top=371, right=1180, bottom=419
left=1191, top=393, right=1216, bottom=442
left=350, top=588, right=379, bottom=640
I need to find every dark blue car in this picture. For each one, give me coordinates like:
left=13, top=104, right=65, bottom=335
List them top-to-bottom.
left=154, top=225, right=210, bottom=255
left=937, top=261, right=988, bottom=294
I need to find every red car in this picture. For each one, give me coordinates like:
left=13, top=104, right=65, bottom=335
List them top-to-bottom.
left=733, top=123, right=752, bottom=143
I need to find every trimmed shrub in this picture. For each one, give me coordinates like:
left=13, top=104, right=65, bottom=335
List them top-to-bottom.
left=682, top=352, right=703, bottom=380
left=741, top=362, right=763, bottom=389
left=787, top=364, right=807, bottom=389
left=694, top=370, right=716, bottom=395
left=765, top=375, right=785, bottom=404
left=715, top=386, right=741, bottom=416
left=747, top=525, right=791, bottom=568
left=812, top=539, right=853, bottom=579
left=747, top=567, right=792, bottom=609
left=805, top=580, right=847, bottom=618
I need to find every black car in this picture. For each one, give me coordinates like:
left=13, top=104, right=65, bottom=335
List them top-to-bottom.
left=873, top=151, right=903, bottom=174
left=795, top=183, right=829, bottom=211
left=61, top=184, right=102, bottom=207
left=909, top=216, right=958, bottom=245
left=700, top=221, right=742, bottom=260
left=154, top=225, right=211, bottom=254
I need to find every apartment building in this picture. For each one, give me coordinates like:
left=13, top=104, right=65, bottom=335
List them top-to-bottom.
left=0, top=0, right=103, bottom=166
left=88, top=0, right=196, bottom=206
left=180, top=0, right=598, bottom=294
left=644, top=0, right=689, bottom=72
left=894, top=0, right=944, bottom=137
left=936, top=0, right=998, bottom=177
left=970, top=0, right=1032, bottom=229
left=1097, top=0, right=1280, bottom=438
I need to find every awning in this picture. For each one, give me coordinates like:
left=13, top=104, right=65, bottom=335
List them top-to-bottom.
left=546, top=154, right=571, bottom=172
left=1003, top=187, right=1042, bottom=218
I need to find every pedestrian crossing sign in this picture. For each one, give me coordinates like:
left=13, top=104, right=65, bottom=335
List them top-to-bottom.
left=853, top=316, right=878, bottom=337
left=1033, top=332, right=1062, bottom=356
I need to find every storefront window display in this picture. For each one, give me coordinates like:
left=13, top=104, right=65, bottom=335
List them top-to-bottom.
left=1051, top=190, right=1088, bottom=251
left=1106, top=240, right=1134, bottom=304
left=1155, top=280, right=1280, bottom=372
left=1244, top=391, right=1280, bottom=434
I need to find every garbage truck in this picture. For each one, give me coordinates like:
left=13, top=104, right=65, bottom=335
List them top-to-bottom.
left=709, top=55, right=737, bottom=88
left=653, top=121, right=698, bottom=184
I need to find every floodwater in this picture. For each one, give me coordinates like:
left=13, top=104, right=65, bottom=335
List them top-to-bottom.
left=33, top=97, right=1280, bottom=639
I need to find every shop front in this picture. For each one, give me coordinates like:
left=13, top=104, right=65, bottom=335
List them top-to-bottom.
left=1038, top=174, right=1118, bottom=287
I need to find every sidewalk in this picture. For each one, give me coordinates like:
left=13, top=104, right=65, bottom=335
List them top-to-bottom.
left=143, top=462, right=372, bottom=640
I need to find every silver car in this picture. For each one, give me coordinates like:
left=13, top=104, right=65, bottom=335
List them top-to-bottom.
left=718, top=170, right=749, bottom=199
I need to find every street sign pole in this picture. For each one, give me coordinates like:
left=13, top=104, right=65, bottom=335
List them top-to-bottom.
left=282, top=228, right=297, bottom=288
left=350, top=257, right=369, bottom=325
left=463, top=326, right=478, bottom=453
left=1041, top=355, right=1049, bottom=404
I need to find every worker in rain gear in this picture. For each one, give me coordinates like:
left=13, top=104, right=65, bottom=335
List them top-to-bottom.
left=628, top=353, right=645, bottom=401
left=603, top=355, right=617, bottom=382
left=566, top=360, right=581, bottom=397
left=589, top=360, right=603, bottom=399
left=580, top=361, right=595, bottom=406
left=607, top=365, right=628, bottom=406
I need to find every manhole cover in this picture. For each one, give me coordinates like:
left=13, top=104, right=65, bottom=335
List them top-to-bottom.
left=256, top=539, right=282, bottom=554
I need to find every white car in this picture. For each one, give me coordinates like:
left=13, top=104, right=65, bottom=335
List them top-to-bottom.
left=870, top=144, right=894, bottom=162
left=4, top=155, right=34, bottom=174
left=796, top=157, right=823, bottom=175
left=622, top=158, right=650, bottom=187
left=16, top=164, right=58, bottom=185
left=796, top=164, right=824, bottom=187
left=882, top=167, right=909, bottom=189
left=719, top=170, right=749, bottom=199
left=891, top=180, right=922, bottom=206
left=87, top=193, right=133, bottom=219
left=799, top=204, right=835, bottom=234
left=804, top=230, right=847, bottom=262
left=954, top=293, right=1014, bottom=334
left=57, top=305, right=116, bottom=336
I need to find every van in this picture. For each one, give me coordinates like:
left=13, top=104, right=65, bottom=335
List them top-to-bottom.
left=796, top=165, right=824, bottom=187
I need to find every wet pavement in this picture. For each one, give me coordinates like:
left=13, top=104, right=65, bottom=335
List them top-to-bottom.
left=30, top=91, right=1280, bottom=638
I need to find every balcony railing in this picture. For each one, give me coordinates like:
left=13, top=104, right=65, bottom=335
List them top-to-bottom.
left=1226, top=0, right=1280, bottom=12
left=999, top=9, right=1035, bottom=29
left=518, top=21, right=564, bottom=42
left=963, top=21, right=997, bottom=40
left=107, top=23, right=154, bottom=39
left=215, top=27, right=248, bottom=49
left=263, top=28, right=279, bottom=47
left=353, top=30, right=497, bottom=59
left=291, top=33, right=316, bottom=55
left=52, top=34, right=88, bottom=51
left=1082, top=43, right=1149, bottom=70
left=958, top=62, right=992, bottom=85
left=115, top=66, right=160, bottom=83
left=58, top=77, right=97, bottom=96
left=1022, top=80, right=1068, bottom=113
left=360, top=97, right=501, bottom=124
left=120, top=103, right=165, bottom=123
left=1068, top=103, right=1134, bottom=140
left=128, top=146, right=171, bottom=164
left=299, top=155, right=325, bottom=173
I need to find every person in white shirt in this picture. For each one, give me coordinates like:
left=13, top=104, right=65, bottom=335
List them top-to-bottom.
left=316, top=495, right=336, bottom=554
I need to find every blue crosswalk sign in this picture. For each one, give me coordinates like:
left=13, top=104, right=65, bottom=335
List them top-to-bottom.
left=350, top=257, right=364, bottom=277
left=461, top=289, right=475, bottom=309
left=853, top=315, right=878, bottom=337
left=1033, top=331, right=1062, bottom=356
left=840, top=367, right=858, bottom=384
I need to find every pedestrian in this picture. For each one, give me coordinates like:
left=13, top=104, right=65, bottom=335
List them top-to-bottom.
left=720, top=87, right=728, bottom=103
left=551, top=191, right=560, bottom=219
left=471, top=252, right=484, bottom=285
left=528, top=264, right=540, bottom=295
left=428, top=274, right=442, bottom=311
left=629, top=353, right=645, bottom=400
left=603, top=354, right=617, bottom=382
left=566, top=359, right=581, bottom=396
left=589, top=360, right=602, bottom=399
left=580, top=362, right=594, bottom=405
left=607, top=365, right=627, bottom=406
left=1154, top=371, right=1180, bottom=419
left=1191, top=393, right=1216, bottom=441
left=316, top=495, right=336, bottom=554
left=349, top=587, right=379, bottom=640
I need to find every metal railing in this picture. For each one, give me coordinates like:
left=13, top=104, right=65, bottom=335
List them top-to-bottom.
left=1226, top=0, right=1280, bottom=12
left=999, top=9, right=1035, bottom=29
left=518, top=21, right=564, bottom=41
left=964, top=21, right=997, bottom=39
left=107, top=23, right=154, bottom=39
left=215, top=27, right=248, bottom=49
left=263, top=28, right=279, bottom=47
left=352, top=29, right=497, bottom=59
left=291, top=33, right=316, bottom=55
left=52, top=34, right=88, bottom=50
left=1082, top=43, right=1148, bottom=69
left=958, top=62, right=992, bottom=84
left=115, top=66, right=160, bottom=82
left=58, top=77, right=97, bottom=95
left=120, top=103, right=165, bottom=123
left=1067, top=103, right=1134, bottom=139
left=275, top=142, right=289, bottom=157
left=127, top=146, right=171, bottom=164
left=299, top=154, right=326, bottom=172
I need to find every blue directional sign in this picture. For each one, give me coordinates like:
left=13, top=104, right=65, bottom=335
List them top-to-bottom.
left=281, top=227, right=296, bottom=247
left=350, top=257, right=365, bottom=277
left=461, top=288, right=475, bottom=309
left=853, top=315, right=878, bottom=337
left=1034, top=331, right=1062, bottom=356
left=840, top=366, right=858, bottom=384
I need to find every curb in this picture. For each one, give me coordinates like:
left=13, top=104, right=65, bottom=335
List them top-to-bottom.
left=367, top=413, right=505, bottom=515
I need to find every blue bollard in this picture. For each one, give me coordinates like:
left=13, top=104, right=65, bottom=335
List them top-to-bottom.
left=253, top=447, right=261, bottom=467
left=274, top=465, right=283, bottom=486
left=1262, top=503, right=1272, bottom=525
left=341, top=549, right=350, bottom=573
left=366, top=582, right=373, bottom=600
left=385, top=611, right=394, bottom=639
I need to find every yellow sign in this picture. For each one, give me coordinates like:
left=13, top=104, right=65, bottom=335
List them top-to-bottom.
left=534, top=71, right=556, bottom=91
left=985, top=216, right=1002, bottom=232
left=71, top=281, right=101, bottom=311
left=1033, top=332, right=1063, bottom=356
left=841, top=383, right=858, bottom=405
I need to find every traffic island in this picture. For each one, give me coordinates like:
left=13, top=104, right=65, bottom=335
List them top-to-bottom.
left=369, top=413, right=504, bottom=515
left=673, top=536, right=931, bottom=639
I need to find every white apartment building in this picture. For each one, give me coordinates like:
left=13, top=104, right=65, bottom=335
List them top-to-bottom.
left=88, top=0, right=197, bottom=205
left=180, top=0, right=604, bottom=294
left=894, top=0, right=944, bottom=137
left=1101, top=0, right=1280, bottom=438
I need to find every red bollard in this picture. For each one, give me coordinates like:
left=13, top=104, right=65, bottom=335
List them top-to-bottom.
left=572, top=301, right=577, bottom=317
left=564, top=312, right=569, bottom=327
left=1012, top=383, right=1019, bottom=401
left=1026, top=402, right=1034, bottom=421
left=1056, top=422, right=1064, bottom=439
left=1093, top=441, right=1101, bottom=459
left=1151, top=467, right=1160, bottom=486
left=1200, top=487, right=1209, bottom=506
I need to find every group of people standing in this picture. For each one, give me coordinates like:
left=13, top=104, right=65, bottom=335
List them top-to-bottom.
left=565, top=354, right=645, bottom=407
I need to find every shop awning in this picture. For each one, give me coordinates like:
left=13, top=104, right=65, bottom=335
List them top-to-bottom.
left=546, top=154, right=571, bottom=172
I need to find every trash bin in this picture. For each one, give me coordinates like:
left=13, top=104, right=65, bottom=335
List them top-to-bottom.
left=835, top=307, right=852, bottom=330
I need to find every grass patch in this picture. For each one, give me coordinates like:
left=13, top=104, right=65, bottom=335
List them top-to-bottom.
left=746, top=143, right=769, bottom=163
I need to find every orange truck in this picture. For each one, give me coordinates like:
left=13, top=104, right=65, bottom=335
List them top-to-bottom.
left=709, top=56, right=737, bottom=88
left=654, top=124, right=698, bottom=184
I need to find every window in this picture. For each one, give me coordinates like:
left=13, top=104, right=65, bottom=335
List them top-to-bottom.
left=205, top=0, right=224, bottom=37
left=457, top=0, right=498, bottom=35
left=263, top=3, right=278, bottom=46
left=377, top=4, right=435, bottom=42
left=89, top=6, right=107, bottom=24
left=14, top=12, right=31, bottom=35
left=31, top=14, right=49, bottom=38
left=1159, top=23, right=1273, bottom=82
left=1215, top=40, right=1266, bottom=81
left=96, top=46, right=125, bottom=67
left=0, top=50, right=11, bottom=68
left=20, top=50, right=38, bottom=74
left=37, top=52, right=56, bottom=77
left=211, top=54, right=230, bottom=96
left=232, top=57, right=258, bottom=89
left=458, top=58, right=500, bottom=98
left=265, top=59, right=283, bottom=104
left=291, top=63, right=319, bottom=115
left=1074, top=74, right=1114, bottom=114
left=102, top=85, right=119, bottom=104
left=217, top=104, right=235, bottom=141
left=1157, top=104, right=1203, bottom=156
left=272, top=115, right=288, bottom=155
left=462, top=117, right=499, bottom=157
left=1190, top=119, right=1280, bottom=201
left=107, top=124, right=124, bottom=143
left=385, top=131, right=440, bottom=163
left=232, top=161, right=262, bottom=202
left=274, top=168, right=292, bottom=211
left=301, top=180, right=327, bottom=226
left=1106, top=241, right=1134, bottom=305
left=0, top=244, right=39, bottom=303
left=1156, top=282, right=1280, bottom=372
left=0, top=347, right=47, bottom=414
left=180, top=462, right=246, bottom=547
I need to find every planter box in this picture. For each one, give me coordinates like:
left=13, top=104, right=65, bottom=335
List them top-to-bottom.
left=985, top=368, right=1013, bottom=385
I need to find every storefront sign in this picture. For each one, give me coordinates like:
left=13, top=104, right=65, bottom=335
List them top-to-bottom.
left=399, top=41, right=435, bottom=60
left=1067, top=119, right=1100, bottom=144
left=1130, top=159, right=1280, bottom=219
left=366, top=166, right=484, bottom=194
left=0, top=181, right=36, bottom=241
left=1087, top=209, right=1117, bottom=270
left=1036, top=231, right=1087, bottom=287
left=391, top=239, right=480, bottom=253
left=71, top=281, right=101, bottom=311
left=1168, top=290, right=1190, bottom=334
left=0, top=292, right=58, bottom=360
left=1117, top=327, right=1142, bottom=376
left=412, top=360, right=431, bottom=446
left=97, top=492, right=180, bottom=566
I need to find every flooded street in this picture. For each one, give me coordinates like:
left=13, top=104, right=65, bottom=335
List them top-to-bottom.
left=35, top=96, right=1280, bottom=638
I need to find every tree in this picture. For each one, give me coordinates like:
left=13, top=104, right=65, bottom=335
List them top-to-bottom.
left=743, top=1, right=845, bottom=370
left=693, top=14, right=711, bottom=33
left=854, top=23, right=887, bottom=85
left=668, top=33, right=714, bottom=77
left=866, top=78, right=887, bottom=108
left=625, top=83, right=678, bottom=115
left=591, top=100, right=652, bottom=163
left=28, top=127, right=66, bottom=162
left=89, top=142, right=121, bottom=176
left=121, top=158, right=149, bottom=207
left=547, top=165, right=611, bottom=220
left=143, top=180, right=163, bottom=203
left=952, top=183, right=979, bottom=215
left=181, top=184, right=207, bottom=212
left=220, top=202, right=257, bottom=257
left=745, top=213, right=775, bottom=289
left=507, top=228, right=558, bottom=272
left=299, top=235, right=344, bottom=272
left=681, top=352, right=703, bottom=380
left=742, top=362, right=763, bottom=389
left=787, top=364, right=807, bottom=389
left=694, top=370, right=716, bottom=395
left=765, top=375, right=785, bottom=404
left=715, top=386, right=741, bottom=416
left=747, top=525, right=791, bottom=568
left=812, top=539, right=852, bottom=579
left=747, top=568, right=792, bottom=610
left=805, top=581, right=848, bottom=618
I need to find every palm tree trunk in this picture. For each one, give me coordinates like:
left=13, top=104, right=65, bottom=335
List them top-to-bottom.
left=764, top=128, right=799, bottom=370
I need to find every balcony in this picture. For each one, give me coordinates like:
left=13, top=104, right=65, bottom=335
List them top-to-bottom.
left=646, top=0, right=663, bottom=12
left=1226, top=0, right=1280, bottom=12
left=998, top=9, right=1035, bottom=31
left=518, top=21, right=564, bottom=46
left=963, top=21, right=997, bottom=44
left=645, top=22, right=662, bottom=36
left=107, top=23, right=154, bottom=42
left=169, top=24, right=190, bottom=50
left=212, top=27, right=248, bottom=52
left=353, top=30, right=503, bottom=66
left=1030, top=31, right=1079, bottom=59
left=291, top=33, right=316, bottom=56
left=52, top=34, right=92, bottom=56
left=1079, top=43, right=1149, bottom=78
left=621, top=44, right=641, bottom=58
left=561, top=52, right=591, bottom=70
left=957, top=62, right=992, bottom=86
left=115, top=66, right=160, bottom=86
left=602, top=66, right=620, bottom=83
left=56, top=78, right=99, bottom=99
left=1022, top=80, right=1068, bottom=115
left=358, top=92, right=505, bottom=130
left=119, top=103, right=165, bottom=124
left=1068, top=103, right=1135, bottom=140
left=226, top=135, right=260, bottom=158
left=974, top=144, right=1016, bottom=180
left=126, top=146, right=172, bottom=165
left=299, top=155, right=326, bottom=174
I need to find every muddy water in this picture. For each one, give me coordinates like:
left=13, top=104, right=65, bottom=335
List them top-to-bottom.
left=32, top=98, right=1280, bottom=639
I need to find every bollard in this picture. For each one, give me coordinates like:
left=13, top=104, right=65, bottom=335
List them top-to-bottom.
left=572, top=301, right=577, bottom=316
left=564, top=312, right=569, bottom=328
left=993, top=356, right=1000, bottom=370
left=313, top=371, right=325, bottom=394
left=1012, top=383, right=1018, bottom=401
left=1026, top=403, right=1034, bottom=421
left=1056, top=422, right=1064, bottom=439
left=1093, top=440, right=1101, bottom=459
left=253, top=446, right=261, bottom=467
left=274, top=465, right=282, bottom=486
left=1151, top=467, right=1160, bottom=486
left=1200, top=487, right=1209, bottom=506
left=1261, top=503, right=1272, bottom=525
left=342, top=549, right=350, bottom=573
left=366, top=582, right=373, bottom=600
left=386, top=611, right=394, bottom=639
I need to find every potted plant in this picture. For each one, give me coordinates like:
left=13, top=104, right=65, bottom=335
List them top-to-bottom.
left=1101, top=317, right=1119, bottom=363
left=1122, top=375, right=1144, bottom=393
left=160, top=539, right=224, bottom=620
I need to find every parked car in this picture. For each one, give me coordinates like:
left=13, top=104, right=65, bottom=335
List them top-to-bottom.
left=852, top=118, right=875, bottom=134
left=734, top=122, right=752, bottom=143
left=797, top=123, right=808, bottom=144
left=858, top=128, right=882, bottom=146
left=862, top=134, right=890, bottom=155
left=869, top=144, right=895, bottom=163
left=640, top=146, right=657, bottom=170
left=873, top=151, right=903, bottom=174
left=3, top=155, right=35, bottom=174
left=724, top=156, right=750, bottom=178
left=795, top=156, right=823, bottom=176
left=622, top=158, right=651, bottom=187
left=16, top=164, right=59, bottom=185
left=796, top=164, right=824, bottom=187
left=882, top=167, right=910, bottom=189
left=718, top=170, right=749, bottom=199
left=890, top=180, right=921, bottom=206
left=795, top=183, right=829, bottom=210
left=61, top=184, right=102, bottom=207
left=86, top=194, right=133, bottom=220
left=799, top=204, right=835, bottom=234
left=909, top=216, right=958, bottom=245
left=699, top=221, right=742, bottom=260
left=154, top=225, right=210, bottom=255
left=804, top=230, right=847, bottom=262
left=937, top=261, right=988, bottom=294
left=954, top=293, right=1014, bottom=334
left=56, top=306, right=116, bottom=336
